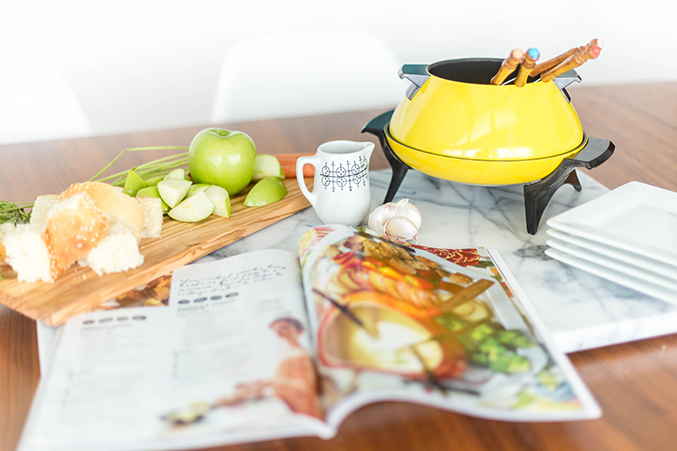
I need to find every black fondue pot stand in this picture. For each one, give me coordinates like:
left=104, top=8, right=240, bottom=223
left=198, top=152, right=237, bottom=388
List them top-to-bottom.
left=362, top=110, right=615, bottom=235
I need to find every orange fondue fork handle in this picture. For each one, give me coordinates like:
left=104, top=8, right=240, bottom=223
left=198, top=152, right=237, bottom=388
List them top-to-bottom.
left=531, top=38, right=603, bottom=77
left=540, top=44, right=602, bottom=83
left=490, top=48, right=524, bottom=85
left=515, top=48, right=540, bottom=87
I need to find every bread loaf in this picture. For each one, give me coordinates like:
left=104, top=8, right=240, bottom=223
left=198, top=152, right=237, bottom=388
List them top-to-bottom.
left=6, top=181, right=166, bottom=283
left=59, top=182, right=144, bottom=241
left=43, top=193, right=109, bottom=279
left=30, top=195, right=59, bottom=224
left=136, top=196, right=163, bottom=239
left=0, top=223, right=17, bottom=263
left=79, top=223, right=144, bottom=276
left=3, top=224, right=53, bottom=282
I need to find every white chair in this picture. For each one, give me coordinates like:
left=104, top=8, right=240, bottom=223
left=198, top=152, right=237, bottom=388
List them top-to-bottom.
left=210, top=29, right=404, bottom=124
left=0, top=59, right=92, bottom=144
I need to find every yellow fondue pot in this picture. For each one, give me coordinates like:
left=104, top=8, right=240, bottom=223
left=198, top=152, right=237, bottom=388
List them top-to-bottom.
left=362, top=58, right=614, bottom=234
left=386, top=58, right=586, bottom=186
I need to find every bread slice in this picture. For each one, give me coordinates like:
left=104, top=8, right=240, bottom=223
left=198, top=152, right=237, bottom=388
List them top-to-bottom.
left=59, top=182, right=144, bottom=242
left=43, top=192, right=109, bottom=279
left=30, top=195, right=59, bottom=224
left=136, top=196, right=163, bottom=239
left=78, top=223, right=144, bottom=276
left=3, top=224, right=53, bottom=282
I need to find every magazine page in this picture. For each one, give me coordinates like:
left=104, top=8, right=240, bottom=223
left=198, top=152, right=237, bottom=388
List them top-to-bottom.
left=298, top=226, right=601, bottom=425
left=19, top=249, right=331, bottom=451
left=35, top=273, right=174, bottom=374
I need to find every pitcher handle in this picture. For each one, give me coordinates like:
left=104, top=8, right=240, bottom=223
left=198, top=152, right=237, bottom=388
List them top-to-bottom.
left=296, top=155, right=319, bottom=209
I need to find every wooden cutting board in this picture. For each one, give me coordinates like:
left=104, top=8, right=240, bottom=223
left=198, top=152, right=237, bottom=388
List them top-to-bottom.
left=0, top=178, right=312, bottom=326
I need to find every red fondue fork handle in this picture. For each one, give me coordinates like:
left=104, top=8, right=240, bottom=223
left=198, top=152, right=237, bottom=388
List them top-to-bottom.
left=532, top=38, right=603, bottom=77
left=540, top=45, right=602, bottom=83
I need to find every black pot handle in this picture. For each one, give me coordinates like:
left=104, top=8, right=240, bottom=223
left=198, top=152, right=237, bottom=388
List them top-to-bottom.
left=399, top=64, right=430, bottom=99
left=552, top=69, right=581, bottom=103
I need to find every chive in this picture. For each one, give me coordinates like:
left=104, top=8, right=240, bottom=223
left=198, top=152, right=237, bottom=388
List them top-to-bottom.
left=1, top=145, right=190, bottom=222
left=89, top=146, right=189, bottom=182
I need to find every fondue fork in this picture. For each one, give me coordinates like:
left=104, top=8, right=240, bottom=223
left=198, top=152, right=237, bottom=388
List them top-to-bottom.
left=531, top=38, right=603, bottom=77
left=540, top=44, right=602, bottom=83
left=490, top=48, right=524, bottom=85
left=514, top=48, right=540, bottom=87
left=439, top=279, right=494, bottom=313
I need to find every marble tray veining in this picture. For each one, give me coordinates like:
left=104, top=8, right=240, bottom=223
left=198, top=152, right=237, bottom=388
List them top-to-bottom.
left=206, top=169, right=677, bottom=354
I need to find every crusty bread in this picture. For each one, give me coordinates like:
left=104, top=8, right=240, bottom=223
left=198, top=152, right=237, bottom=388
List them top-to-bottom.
left=59, top=182, right=144, bottom=242
left=6, top=184, right=153, bottom=283
left=43, top=193, right=108, bottom=279
left=30, top=195, right=59, bottom=224
left=136, top=196, right=163, bottom=239
left=0, top=223, right=17, bottom=263
left=78, top=223, right=144, bottom=276
left=3, top=224, right=53, bottom=282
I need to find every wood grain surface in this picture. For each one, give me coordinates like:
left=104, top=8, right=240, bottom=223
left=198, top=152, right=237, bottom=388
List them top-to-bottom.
left=1, top=83, right=677, bottom=451
left=0, top=178, right=311, bottom=326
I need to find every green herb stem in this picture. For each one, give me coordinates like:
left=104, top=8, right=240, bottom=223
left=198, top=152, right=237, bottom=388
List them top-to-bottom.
left=2, top=146, right=190, bottom=224
left=88, top=146, right=189, bottom=183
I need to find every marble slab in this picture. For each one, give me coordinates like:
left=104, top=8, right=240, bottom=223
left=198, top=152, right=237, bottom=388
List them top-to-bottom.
left=35, top=169, right=677, bottom=367
left=203, top=169, right=677, bottom=354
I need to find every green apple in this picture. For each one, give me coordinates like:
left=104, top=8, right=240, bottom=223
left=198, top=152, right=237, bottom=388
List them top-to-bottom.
left=188, top=128, right=257, bottom=196
left=252, top=154, right=284, bottom=182
left=123, top=170, right=147, bottom=197
left=243, top=177, right=288, bottom=207
left=157, top=179, right=192, bottom=208
left=204, top=185, right=231, bottom=218
left=136, top=186, right=170, bottom=213
left=168, top=190, right=214, bottom=222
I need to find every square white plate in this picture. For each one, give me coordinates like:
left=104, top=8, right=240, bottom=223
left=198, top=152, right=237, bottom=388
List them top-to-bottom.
left=546, top=182, right=677, bottom=267
left=546, top=228, right=677, bottom=281
left=546, top=237, right=677, bottom=291
left=544, top=248, right=677, bottom=304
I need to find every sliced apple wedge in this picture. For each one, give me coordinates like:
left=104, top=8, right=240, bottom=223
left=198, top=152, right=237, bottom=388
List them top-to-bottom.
left=252, top=154, right=285, bottom=182
left=164, top=168, right=187, bottom=181
left=123, top=169, right=147, bottom=197
left=144, top=175, right=165, bottom=187
left=244, top=176, right=288, bottom=207
left=157, top=179, right=192, bottom=208
left=187, top=183, right=210, bottom=197
left=204, top=185, right=231, bottom=218
left=136, top=186, right=170, bottom=213
left=168, top=190, right=214, bottom=222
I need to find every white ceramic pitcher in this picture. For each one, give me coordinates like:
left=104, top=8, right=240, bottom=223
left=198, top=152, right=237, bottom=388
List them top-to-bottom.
left=296, top=140, right=374, bottom=226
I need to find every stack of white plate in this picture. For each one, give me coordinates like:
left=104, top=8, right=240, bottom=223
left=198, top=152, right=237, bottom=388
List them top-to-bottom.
left=545, top=181, right=677, bottom=303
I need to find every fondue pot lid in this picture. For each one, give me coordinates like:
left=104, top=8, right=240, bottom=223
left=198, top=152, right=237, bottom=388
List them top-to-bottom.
left=389, top=59, right=585, bottom=162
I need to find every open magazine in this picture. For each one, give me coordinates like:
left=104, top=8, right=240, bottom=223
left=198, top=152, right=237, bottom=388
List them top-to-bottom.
left=19, top=225, right=600, bottom=451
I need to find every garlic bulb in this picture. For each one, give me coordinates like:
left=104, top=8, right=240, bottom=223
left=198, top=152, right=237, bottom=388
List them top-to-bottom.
left=368, top=199, right=422, bottom=242
left=384, top=217, right=419, bottom=242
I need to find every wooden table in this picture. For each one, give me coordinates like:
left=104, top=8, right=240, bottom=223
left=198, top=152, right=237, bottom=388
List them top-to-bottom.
left=2, top=82, right=677, bottom=451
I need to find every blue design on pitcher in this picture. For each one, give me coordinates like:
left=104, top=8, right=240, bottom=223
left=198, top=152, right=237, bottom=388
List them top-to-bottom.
left=320, top=156, right=369, bottom=192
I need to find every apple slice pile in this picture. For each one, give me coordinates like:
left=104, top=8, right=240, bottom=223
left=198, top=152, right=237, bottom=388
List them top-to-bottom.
left=126, top=157, right=287, bottom=223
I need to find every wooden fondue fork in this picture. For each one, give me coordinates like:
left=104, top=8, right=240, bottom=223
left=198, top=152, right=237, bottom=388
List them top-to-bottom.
left=531, top=38, right=603, bottom=77
left=540, top=44, right=602, bottom=83
left=490, top=48, right=524, bottom=85
left=515, top=48, right=540, bottom=87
